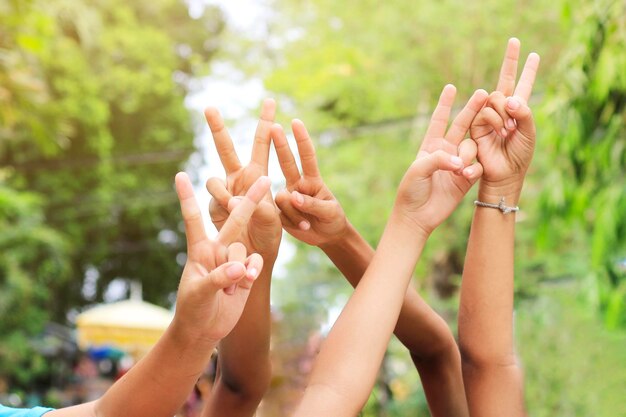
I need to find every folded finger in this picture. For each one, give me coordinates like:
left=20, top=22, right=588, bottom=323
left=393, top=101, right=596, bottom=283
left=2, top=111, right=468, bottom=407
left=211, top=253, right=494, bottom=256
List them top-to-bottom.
left=458, top=138, right=478, bottom=167
left=462, top=161, right=483, bottom=182
left=275, top=189, right=310, bottom=231
left=291, top=190, right=339, bottom=221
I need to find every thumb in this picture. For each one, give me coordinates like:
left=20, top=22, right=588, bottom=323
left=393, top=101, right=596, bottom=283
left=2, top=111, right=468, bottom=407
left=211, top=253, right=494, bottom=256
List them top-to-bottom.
left=505, top=96, right=535, bottom=139
left=409, top=150, right=464, bottom=180
left=291, top=190, right=339, bottom=220
left=206, top=261, right=247, bottom=293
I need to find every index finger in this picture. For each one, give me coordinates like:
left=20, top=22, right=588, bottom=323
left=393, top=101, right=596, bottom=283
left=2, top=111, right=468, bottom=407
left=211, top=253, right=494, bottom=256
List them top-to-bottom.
left=496, top=38, right=521, bottom=95
left=513, top=52, right=541, bottom=102
left=422, top=84, right=456, bottom=152
left=444, top=89, right=489, bottom=145
left=250, top=98, right=276, bottom=170
left=205, top=107, right=242, bottom=174
left=292, top=119, right=321, bottom=178
left=175, top=172, right=207, bottom=249
left=217, top=176, right=272, bottom=244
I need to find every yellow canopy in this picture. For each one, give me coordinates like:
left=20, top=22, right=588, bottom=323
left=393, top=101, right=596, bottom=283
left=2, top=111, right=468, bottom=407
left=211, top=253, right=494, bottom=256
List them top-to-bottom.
left=76, top=299, right=174, bottom=359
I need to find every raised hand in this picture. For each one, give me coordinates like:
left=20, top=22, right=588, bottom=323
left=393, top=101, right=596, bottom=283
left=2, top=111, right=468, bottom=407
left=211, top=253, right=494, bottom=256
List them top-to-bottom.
left=470, top=38, right=540, bottom=196
left=393, top=85, right=488, bottom=236
left=204, top=99, right=282, bottom=261
left=200, top=101, right=279, bottom=417
left=271, top=119, right=348, bottom=247
left=172, top=172, right=269, bottom=343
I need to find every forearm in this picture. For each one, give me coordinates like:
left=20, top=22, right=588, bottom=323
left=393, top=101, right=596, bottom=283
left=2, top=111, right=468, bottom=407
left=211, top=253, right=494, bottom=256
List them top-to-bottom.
left=458, top=186, right=524, bottom=416
left=294, top=216, right=427, bottom=417
left=320, top=222, right=374, bottom=285
left=321, top=222, right=466, bottom=416
left=321, top=224, right=453, bottom=358
left=201, top=259, right=275, bottom=417
left=400, top=291, right=468, bottom=417
left=94, top=322, right=216, bottom=417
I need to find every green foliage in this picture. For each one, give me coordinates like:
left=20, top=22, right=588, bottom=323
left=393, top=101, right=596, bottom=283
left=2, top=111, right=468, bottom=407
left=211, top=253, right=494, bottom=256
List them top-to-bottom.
left=0, top=0, right=224, bottom=390
left=260, top=0, right=626, bottom=414
left=266, top=0, right=565, bottom=129
left=538, top=0, right=626, bottom=327
left=0, top=184, right=71, bottom=386
left=518, top=285, right=626, bottom=416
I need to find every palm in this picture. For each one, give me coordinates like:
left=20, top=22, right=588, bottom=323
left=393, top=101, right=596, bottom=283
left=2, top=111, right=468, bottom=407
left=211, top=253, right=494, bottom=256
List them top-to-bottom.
left=393, top=85, right=488, bottom=234
left=204, top=100, right=282, bottom=259
left=271, top=120, right=349, bottom=247
left=396, top=149, right=475, bottom=233
left=173, top=172, right=269, bottom=344
left=178, top=253, right=247, bottom=341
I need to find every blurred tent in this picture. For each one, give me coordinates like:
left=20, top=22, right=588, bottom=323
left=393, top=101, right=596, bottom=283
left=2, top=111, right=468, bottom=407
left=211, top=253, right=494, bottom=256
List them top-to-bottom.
left=76, top=284, right=173, bottom=359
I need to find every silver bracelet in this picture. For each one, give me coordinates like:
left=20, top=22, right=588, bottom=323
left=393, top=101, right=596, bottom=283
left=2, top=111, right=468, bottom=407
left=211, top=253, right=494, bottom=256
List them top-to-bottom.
left=473, top=197, right=519, bottom=214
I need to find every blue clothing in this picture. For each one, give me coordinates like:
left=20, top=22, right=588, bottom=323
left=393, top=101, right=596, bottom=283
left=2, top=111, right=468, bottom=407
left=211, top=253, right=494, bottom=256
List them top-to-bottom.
left=0, top=405, right=54, bottom=417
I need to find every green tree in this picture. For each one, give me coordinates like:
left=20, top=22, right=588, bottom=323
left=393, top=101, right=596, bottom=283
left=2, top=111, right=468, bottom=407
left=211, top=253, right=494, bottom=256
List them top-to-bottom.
left=0, top=0, right=224, bottom=390
left=1, top=0, right=224, bottom=314
left=538, top=0, right=626, bottom=328
left=0, top=183, right=71, bottom=387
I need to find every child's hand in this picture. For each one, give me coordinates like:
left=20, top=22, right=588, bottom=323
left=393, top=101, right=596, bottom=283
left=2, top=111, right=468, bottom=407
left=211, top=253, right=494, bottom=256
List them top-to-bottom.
left=470, top=38, right=540, bottom=198
left=392, top=85, right=488, bottom=237
left=204, top=99, right=282, bottom=262
left=270, top=120, right=348, bottom=247
left=172, top=173, right=270, bottom=345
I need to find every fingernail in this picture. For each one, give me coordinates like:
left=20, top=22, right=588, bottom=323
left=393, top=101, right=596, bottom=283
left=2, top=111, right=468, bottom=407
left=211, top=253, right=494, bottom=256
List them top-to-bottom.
left=506, top=97, right=520, bottom=110
left=506, top=118, right=516, bottom=130
left=500, top=128, right=508, bottom=138
left=451, top=156, right=463, bottom=167
left=463, top=167, right=474, bottom=177
left=292, top=190, right=304, bottom=205
left=299, top=220, right=310, bottom=231
left=226, top=263, right=245, bottom=279
left=247, top=267, right=258, bottom=280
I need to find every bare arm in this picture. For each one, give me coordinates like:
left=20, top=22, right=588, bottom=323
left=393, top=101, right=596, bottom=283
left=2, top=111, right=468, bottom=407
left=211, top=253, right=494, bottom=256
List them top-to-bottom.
left=459, top=38, right=540, bottom=417
left=291, top=85, right=487, bottom=416
left=272, top=88, right=487, bottom=416
left=201, top=99, right=280, bottom=417
left=46, top=174, right=270, bottom=417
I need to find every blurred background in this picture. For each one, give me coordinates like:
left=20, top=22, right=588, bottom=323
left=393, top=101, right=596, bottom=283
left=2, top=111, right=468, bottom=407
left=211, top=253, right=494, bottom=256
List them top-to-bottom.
left=1, top=0, right=625, bottom=415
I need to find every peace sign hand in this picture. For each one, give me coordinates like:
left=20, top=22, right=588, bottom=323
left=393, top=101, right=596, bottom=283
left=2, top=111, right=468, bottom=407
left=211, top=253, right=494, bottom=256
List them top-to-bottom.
left=470, top=38, right=541, bottom=198
left=393, top=85, right=488, bottom=237
left=204, top=99, right=282, bottom=262
left=271, top=119, right=348, bottom=247
left=172, top=173, right=269, bottom=345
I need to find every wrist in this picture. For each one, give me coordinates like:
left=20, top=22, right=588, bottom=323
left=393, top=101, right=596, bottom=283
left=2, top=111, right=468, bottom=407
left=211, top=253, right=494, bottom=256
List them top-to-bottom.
left=478, top=180, right=525, bottom=206
left=388, top=208, right=432, bottom=242
left=387, top=210, right=431, bottom=244
left=318, top=221, right=360, bottom=252
left=169, top=315, right=219, bottom=352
